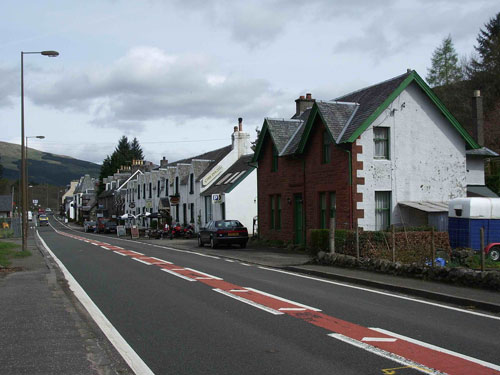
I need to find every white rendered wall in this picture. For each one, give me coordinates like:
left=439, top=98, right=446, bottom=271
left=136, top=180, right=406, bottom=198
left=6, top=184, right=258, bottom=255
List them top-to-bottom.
left=356, top=83, right=467, bottom=230
left=466, top=156, right=485, bottom=185
left=224, top=169, right=257, bottom=231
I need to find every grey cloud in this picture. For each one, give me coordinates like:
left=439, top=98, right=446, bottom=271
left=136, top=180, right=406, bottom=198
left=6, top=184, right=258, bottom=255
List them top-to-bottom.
left=27, top=47, right=286, bottom=130
left=0, top=66, right=18, bottom=107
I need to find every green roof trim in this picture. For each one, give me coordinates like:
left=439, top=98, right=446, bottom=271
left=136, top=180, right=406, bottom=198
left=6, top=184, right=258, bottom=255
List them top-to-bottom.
left=345, top=71, right=479, bottom=149
left=251, top=119, right=269, bottom=163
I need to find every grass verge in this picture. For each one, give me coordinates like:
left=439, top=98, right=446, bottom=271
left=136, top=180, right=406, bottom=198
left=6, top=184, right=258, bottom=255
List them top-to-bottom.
left=0, top=242, right=31, bottom=267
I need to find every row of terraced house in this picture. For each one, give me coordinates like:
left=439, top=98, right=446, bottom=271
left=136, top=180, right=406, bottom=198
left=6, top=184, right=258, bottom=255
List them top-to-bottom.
left=65, top=70, right=498, bottom=244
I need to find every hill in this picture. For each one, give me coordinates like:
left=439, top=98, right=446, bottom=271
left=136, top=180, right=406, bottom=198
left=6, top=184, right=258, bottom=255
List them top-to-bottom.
left=0, top=141, right=100, bottom=186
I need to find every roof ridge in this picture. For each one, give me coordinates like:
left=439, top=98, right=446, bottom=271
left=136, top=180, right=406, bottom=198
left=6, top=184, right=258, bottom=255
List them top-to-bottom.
left=334, top=71, right=411, bottom=101
left=280, top=121, right=305, bottom=156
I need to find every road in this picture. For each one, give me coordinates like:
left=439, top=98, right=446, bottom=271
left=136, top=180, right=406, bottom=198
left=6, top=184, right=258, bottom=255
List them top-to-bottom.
left=37, top=219, right=500, bottom=375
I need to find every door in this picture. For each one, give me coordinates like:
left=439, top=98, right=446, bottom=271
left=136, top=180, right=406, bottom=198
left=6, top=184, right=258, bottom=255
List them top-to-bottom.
left=294, top=194, right=304, bottom=245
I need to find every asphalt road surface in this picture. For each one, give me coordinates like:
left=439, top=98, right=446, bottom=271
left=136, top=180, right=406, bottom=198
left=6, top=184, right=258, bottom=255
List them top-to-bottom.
left=37, top=219, right=500, bottom=375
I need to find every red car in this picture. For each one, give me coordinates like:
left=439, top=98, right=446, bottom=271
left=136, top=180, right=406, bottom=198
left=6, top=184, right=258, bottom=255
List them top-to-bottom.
left=485, top=243, right=500, bottom=261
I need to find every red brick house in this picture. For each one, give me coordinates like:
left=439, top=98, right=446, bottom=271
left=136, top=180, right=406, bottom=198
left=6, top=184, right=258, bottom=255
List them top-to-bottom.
left=252, top=70, right=492, bottom=245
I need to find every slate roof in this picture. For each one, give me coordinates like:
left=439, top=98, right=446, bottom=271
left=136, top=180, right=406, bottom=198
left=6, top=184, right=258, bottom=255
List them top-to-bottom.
left=335, top=71, right=411, bottom=142
left=315, top=101, right=359, bottom=142
left=265, top=119, right=303, bottom=155
left=168, top=145, right=233, bottom=182
left=202, top=154, right=254, bottom=196
left=0, top=195, right=12, bottom=212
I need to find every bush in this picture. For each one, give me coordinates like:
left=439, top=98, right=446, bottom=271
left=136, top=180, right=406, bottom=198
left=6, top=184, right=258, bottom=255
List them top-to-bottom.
left=150, top=220, right=158, bottom=229
left=309, top=229, right=329, bottom=255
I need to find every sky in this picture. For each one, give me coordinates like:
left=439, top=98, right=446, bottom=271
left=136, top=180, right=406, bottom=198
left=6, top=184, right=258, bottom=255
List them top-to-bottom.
left=1, top=0, right=498, bottom=166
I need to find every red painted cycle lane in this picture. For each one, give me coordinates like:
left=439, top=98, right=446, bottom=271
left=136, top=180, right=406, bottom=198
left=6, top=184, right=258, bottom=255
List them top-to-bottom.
left=55, top=229, right=500, bottom=375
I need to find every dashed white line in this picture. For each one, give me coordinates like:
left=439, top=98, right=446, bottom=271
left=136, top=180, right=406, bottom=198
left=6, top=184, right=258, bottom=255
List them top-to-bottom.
left=113, top=251, right=127, bottom=256
left=149, top=257, right=172, bottom=264
left=133, top=258, right=152, bottom=266
left=224, top=259, right=234, bottom=263
left=184, top=268, right=223, bottom=280
left=161, top=269, right=195, bottom=281
left=245, top=287, right=321, bottom=311
left=213, top=288, right=284, bottom=315
left=371, top=328, right=500, bottom=372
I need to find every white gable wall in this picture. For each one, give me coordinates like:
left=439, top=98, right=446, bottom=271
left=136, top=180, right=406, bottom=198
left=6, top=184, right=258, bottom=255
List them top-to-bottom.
left=356, top=83, right=467, bottom=230
left=222, top=169, right=257, bottom=231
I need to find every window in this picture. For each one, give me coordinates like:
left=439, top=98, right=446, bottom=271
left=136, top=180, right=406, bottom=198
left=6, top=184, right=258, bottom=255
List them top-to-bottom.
left=374, top=127, right=389, bottom=159
left=322, top=130, right=331, bottom=164
left=271, top=146, right=278, bottom=172
left=189, top=174, right=194, bottom=194
left=175, top=177, right=179, bottom=195
left=166, top=179, right=169, bottom=196
left=157, top=180, right=161, bottom=197
left=149, top=182, right=152, bottom=198
left=143, top=183, right=146, bottom=199
left=137, top=185, right=140, bottom=200
left=375, top=191, right=391, bottom=231
left=329, top=192, right=336, bottom=221
left=319, top=193, right=327, bottom=229
left=270, top=194, right=281, bottom=230
left=276, top=195, right=281, bottom=230
left=204, top=196, right=212, bottom=223
left=270, top=196, right=275, bottom=229
left=221, top=202, right=225, bottom=220
left=183, top=203, right=187, bottom=226
left=190, top=203, right=194, bottom=223
left=175, top=204, right=179, bottom=222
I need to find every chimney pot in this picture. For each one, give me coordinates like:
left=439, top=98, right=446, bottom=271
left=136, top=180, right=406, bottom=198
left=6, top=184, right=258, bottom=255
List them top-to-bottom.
left=407, top=68, right=412, bottom=73
left=472, top=90, right=484, bottom=146
left=295, top=93, right=315, bottom=116
left=306, top=93, right=312, bottom=100
left=299, top=95, right=305, bottom=99
left=238, top=117, right=243, bottom=131
left=234, top=126, right=238, bottom=133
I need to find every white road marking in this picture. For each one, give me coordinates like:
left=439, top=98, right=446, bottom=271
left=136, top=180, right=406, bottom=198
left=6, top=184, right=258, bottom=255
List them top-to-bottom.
left=36, top=231, right=155, bottom=375
left=128, top=250, right=144, bottom=255
left=113, top=251, right=127, bottom=256
left=194, top=253, right=220, bottom=259
left=149, top=257, right=172, bottom=264
left=133, top=258, right=152, bottom=266
left=224, top=259, right=234, bottom=263
left=240, top=263, right=251, bottom=266
left=257, top=267, right=500, bottom=320
left=184, top=268, right=223, bottom=280
left=160, top=269, right=195, bottom=281
left=245, top=287, right=321, bottom=311
left=213, top=289, right=284, bottom=315
left=230, top=289, right=249, bottom=293
left=279, top=307, right=306, bottom=311
left=371, top=328, right=500, bottom=372
left=328, top=333, right=439, bottom=375
left=361, top=337, right=397, bottom=342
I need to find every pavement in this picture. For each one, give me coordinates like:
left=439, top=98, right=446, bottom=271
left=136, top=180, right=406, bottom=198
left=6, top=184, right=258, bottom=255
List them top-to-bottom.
left=1, top=223, right=499, bottom=374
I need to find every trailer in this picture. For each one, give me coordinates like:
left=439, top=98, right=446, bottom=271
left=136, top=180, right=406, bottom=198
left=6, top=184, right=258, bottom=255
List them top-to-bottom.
left=448, top=198, right=500, bottom=261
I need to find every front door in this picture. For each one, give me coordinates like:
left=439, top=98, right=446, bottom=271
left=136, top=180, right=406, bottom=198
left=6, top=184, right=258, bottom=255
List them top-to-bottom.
left=294, top=194, right=304, bottom=245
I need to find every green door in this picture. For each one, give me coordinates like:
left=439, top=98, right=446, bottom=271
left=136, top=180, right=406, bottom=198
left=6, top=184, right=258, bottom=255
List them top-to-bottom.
left=294, top=194, right=304, bottom=245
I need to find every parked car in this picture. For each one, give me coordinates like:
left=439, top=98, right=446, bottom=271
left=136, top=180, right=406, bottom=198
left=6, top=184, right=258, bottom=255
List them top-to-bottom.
left=45, top=208, right=53, bottom=215
left=28, top=211, right=33, bottom=221
left=38, top=214, right=49, bottom=226
left=83, top=220, right=97, bottom=233
left=198, top=220, right=248, bottom=249
left=104, top=221, right=117, bottom=234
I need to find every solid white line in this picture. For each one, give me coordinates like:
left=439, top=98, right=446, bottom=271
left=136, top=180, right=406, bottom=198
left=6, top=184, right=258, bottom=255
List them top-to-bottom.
left=36, top=231, right=155, bottom=375
left=113, top=251, right=127, bottom=256
left=194, top=253, right=220, bottom=259
left=149, top=257, right=172, bottom=264
left=133, top=258, right=152, bottom=266
left=224, top=259, right=235, bottom=263
left=240, top=263, right=251, bottom=266
left=257, top=267, right=500, bottom=321
left=171, top=268, right=185, bottom=271
left=184, top=268, right=223, bottom=280
left=160, top=269, right=195, bottom=281
left=245, top=287, right=321, bottom=311
left=213, top=289, right=283, bottom=315
left=230, top=289, right=249, bottom=293
left=279, top=307, right=306, bottom=311
left=371, top=328, right=500, bottom=371
left=328, top=333, right=439, bottom=375
left=361, top=337, right=397, bottom=342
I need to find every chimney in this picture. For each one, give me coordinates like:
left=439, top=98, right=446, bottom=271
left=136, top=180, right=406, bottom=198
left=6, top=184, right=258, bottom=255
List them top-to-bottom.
left=472, top=90, right=484, bottom=146
left=295, top=93, right=315, bottom=116
left=231, top=117, right=251, bottom=158
left=238, top=117, right=243, bottom=131
left=233, top=126, right=238, bottom=133
left=160, top=156, right=168, bottom=168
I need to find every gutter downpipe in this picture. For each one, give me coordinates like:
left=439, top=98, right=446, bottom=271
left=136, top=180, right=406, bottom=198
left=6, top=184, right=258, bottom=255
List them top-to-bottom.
left=340, top=145, right=353, bottom=229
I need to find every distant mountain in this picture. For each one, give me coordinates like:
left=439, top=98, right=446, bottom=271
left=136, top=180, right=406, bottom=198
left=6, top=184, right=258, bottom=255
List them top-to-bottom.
left=0, top=141, right=100, bottom=186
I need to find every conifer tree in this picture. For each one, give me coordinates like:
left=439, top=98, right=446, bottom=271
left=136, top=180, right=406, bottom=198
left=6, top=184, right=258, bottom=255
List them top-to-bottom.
left=426, top=35, right=463, bottom=87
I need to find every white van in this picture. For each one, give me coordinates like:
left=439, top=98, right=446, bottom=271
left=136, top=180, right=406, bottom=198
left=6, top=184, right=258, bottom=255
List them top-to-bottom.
left=28, top=211, right=33, bottom=221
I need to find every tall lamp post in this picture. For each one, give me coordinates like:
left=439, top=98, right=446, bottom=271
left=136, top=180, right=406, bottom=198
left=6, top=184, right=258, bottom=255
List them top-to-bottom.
left=21, top=50, right=58, bottom=251
left=26, top=135, right=45, bottom=214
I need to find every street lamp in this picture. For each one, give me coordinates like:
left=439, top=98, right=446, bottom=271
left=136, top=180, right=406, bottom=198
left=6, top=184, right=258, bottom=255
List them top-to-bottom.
left=21, top=50, right=58, bottom=251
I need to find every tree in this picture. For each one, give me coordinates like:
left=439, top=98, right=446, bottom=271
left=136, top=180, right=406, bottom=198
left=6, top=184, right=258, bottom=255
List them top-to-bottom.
left=472, top=12, right=500, bottom=74
left=427, top=35, right=463, bottom=87
left=130, top=137, right=144, bottom=161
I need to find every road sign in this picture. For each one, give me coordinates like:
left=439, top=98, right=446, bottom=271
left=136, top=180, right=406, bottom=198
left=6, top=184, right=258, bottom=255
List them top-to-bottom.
left=33, top=199, right=38, bottom=205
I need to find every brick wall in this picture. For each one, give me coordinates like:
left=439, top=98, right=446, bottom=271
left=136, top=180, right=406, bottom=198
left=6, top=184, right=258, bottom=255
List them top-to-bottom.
left=257, top=116, right=354, bottom=244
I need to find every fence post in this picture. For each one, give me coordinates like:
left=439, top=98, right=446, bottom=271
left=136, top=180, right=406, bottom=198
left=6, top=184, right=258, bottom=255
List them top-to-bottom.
left=329, top=218, right=335, bottom=253
left=356, top=225, right=360, bottom=259
left=392, top=225, right=396, bottom=262
left=480, top=227, right=485, bottom=272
